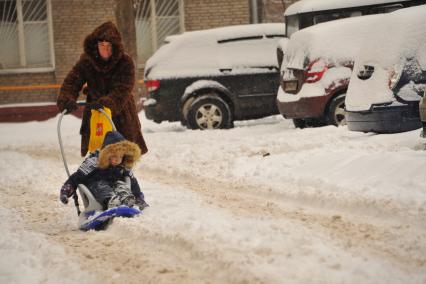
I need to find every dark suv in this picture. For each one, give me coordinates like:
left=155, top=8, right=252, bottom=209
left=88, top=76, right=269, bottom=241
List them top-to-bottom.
left=143, top=24, right=285, bottom=129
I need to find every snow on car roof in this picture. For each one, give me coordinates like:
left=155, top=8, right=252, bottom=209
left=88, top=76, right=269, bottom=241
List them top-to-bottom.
left=284, top=0, right=412, bottom=16
left=283, top=5, right=426, bottom=70
left=349, top=5, right=426, bottom=69
left=282, top=14, right=382, bottom=69
left=145, top=23, right=285, bottom=79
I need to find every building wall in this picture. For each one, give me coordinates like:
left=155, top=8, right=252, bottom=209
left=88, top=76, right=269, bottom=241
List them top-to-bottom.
left=0, top=0, right=115, bottom=105
left=1, top=0, right=274, bottom=105
left=52, top=0, right=115, bottom=82
left=184, top=0, right=250, bottom=31
left=257, top=0, right=299, bottom=23
left=0, top=73, right=57, bottom=104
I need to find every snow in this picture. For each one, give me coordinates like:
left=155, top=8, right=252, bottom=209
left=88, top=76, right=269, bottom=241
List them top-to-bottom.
left=284, top=0, right=413, bottom=16
left=345, top=5, right=426, bottom=111
left=282, top=13, right=382, bottom=71
left=144, top=23, right=285, bottom=79
left=183, top=80, right=227, bottom=97
left=1, top=111, right=426, bottom=283
left=0, top=207, right=97, bottom=284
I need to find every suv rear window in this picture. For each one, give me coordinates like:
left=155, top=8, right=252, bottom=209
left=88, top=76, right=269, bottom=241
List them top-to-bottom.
left=313, top=10, right=361, bottom=25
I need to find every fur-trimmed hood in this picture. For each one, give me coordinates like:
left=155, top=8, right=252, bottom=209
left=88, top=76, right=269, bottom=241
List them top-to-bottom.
left=83, top=21, right=124, bottom=73
left=98, top=131, right=141, bottom=169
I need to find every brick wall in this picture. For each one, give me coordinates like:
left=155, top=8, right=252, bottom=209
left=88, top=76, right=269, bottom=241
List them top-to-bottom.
left=0, top=0, right=116, bottom=105
left=1, top=0, right=254, bottom=105
left=52, top=0, right=115, bottom=82
left=184, top=0, right=250, bottom=31
left=257, top=0, right=299, bottom=23
left=0, top=73, right=57, bottom=104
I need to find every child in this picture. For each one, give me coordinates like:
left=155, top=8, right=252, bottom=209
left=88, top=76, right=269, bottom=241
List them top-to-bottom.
left=59, top=131, right=148, bottom=210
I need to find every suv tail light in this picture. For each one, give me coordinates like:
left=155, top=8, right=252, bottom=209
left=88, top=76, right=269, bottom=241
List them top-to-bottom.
left=305, top=59, right=328, bottom=83
left=388, top=68, right=401, bottom=90
left=146, top=80, right=160, bottom=92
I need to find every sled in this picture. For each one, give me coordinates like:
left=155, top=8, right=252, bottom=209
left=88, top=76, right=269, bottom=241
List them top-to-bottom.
left=57, top=105, right=141, bottom=231
left=76, top=176, right=140, bottom=231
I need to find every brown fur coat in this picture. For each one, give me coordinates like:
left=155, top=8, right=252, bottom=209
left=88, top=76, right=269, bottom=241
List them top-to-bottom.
left=57, top=21, right=148, bottom=157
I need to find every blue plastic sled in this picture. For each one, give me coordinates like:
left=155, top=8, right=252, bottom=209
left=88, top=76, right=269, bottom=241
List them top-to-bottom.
left=77, top=180, right=140, bottom=231
left=79, top=205, right=141, bottom=231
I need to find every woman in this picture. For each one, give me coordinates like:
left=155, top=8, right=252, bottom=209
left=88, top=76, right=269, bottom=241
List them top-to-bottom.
left=57, top=21, right=148, bottom=157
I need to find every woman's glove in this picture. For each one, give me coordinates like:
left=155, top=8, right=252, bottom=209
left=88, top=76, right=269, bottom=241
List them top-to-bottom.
left=64, top=100, right=78, bottom=114
left=87, top=102, right=103, bottom=111
left=59, top=183, right=76, bottom=204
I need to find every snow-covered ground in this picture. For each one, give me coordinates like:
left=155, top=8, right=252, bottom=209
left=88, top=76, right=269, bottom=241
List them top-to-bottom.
left=0, top=112, right=425, bottom=283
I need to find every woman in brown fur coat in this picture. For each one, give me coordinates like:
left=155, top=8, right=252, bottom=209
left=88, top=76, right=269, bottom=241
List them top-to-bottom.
left=57, top=21, right=148, bottom=157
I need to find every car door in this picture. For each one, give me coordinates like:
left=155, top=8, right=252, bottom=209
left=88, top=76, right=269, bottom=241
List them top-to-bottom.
left=217, top=35, right=282, bottom=119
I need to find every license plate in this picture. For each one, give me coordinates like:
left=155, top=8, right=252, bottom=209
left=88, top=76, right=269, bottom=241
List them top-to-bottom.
left=284, top=81, right=298, bottom=92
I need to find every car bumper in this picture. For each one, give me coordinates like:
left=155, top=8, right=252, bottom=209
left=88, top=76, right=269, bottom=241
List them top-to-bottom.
left=277, top=95, right=328, bottom=119
left=143, top=98, right=179, bottom=123
left=346, top=103, right=421, bottom=133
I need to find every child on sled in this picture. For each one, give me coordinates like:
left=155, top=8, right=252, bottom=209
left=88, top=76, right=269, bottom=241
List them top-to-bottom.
left=59, top=130, right=148, bottom=210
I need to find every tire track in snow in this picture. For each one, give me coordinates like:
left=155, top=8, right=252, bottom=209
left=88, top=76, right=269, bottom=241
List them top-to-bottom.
left=5, top=144, right=426, bottom=281
left=140, top=167, right=426, bottom=271
left=0, top=184, right=261, bottom=284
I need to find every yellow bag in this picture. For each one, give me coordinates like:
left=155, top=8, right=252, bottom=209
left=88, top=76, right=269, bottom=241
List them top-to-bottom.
left=88, top=107, right=113, bottom=153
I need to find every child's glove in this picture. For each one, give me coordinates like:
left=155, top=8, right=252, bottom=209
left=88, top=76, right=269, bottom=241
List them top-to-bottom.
left=59, top=183, right=75, bottom=204
left=135, top=194, right=149, bottom=210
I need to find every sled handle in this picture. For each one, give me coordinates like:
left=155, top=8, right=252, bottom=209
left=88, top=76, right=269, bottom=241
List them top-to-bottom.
left=57, top=103, right=116, bottom=216
left=57, top=105, right=117, bottom=177
left=96, top=107, right=117, bottom=132
left=57, top=109, right=81, bottom=215
left=57, top=110, right=71, bottom=177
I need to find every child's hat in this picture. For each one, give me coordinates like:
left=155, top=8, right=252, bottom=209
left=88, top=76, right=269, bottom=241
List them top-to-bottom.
left=98, top=131, right=141, bottom=169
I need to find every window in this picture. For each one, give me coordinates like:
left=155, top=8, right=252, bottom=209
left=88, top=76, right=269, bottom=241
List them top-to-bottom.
left=0, top=0, right=54, bottom=72
left=135, top=0, right=184, bottom=66
left=313, top=11, right=361, bottom=25
left=285, top=15, right=299, bottom=37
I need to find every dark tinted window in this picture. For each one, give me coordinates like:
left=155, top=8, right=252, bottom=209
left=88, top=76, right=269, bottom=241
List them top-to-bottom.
left=313, top=10, right=361, bottom=24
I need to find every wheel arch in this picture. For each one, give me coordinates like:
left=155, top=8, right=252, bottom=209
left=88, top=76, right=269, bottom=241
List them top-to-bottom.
left=180, top=80, right=234, bottom=113
left=323, top=87, right=347, bottom=118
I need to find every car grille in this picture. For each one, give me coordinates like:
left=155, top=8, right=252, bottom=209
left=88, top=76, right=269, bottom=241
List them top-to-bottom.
left=357, top=65, right=375, bottom=80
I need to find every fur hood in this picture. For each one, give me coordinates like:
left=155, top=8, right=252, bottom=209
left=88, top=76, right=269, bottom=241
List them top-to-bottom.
left=83, top=21, right=124, bottom=73
left=98, top=131, right=141, bottom=169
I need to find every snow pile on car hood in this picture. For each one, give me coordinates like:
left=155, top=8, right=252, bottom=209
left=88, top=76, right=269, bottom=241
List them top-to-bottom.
left=144, top=23, right=285, bottom=79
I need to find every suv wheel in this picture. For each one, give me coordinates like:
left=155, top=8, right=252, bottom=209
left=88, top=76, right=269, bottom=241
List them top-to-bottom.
left=187, top=94, right=232, bottom=130
left=327, top=94, right=346, bottom=126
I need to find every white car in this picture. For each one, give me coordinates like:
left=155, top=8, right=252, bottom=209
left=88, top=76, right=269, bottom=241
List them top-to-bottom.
left=345, top=5, right=426, bottom=133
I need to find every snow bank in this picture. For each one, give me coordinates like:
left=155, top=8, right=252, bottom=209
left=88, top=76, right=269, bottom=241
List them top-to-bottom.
left=1, top=112, right=425, bottom=283
left=0, top=206, right=97, bottom=283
